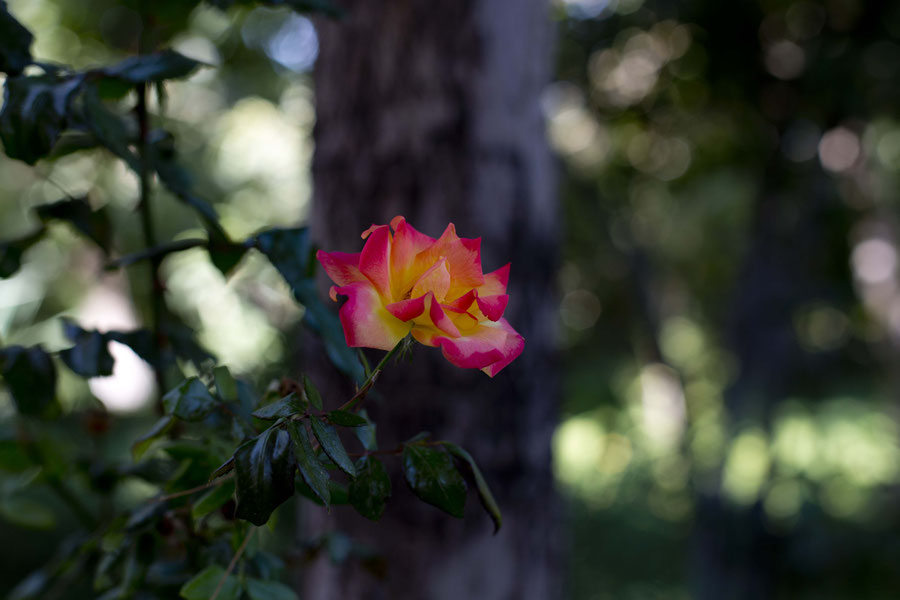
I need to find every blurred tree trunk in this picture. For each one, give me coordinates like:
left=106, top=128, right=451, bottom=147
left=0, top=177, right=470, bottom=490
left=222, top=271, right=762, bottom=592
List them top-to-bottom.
left=302, top=1, right=560, bottom=599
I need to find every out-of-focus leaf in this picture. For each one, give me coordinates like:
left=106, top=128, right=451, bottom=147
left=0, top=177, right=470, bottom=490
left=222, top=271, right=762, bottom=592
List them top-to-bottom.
left=0, top=1, right=33, bottom=75
left=101, top=49, right=203, bottom=83
left=0, top=73, right=85, bottom=164
left=78, top=84, right=139, bottom=170
left=149, top=137, right=227, bottom=238
left=35, top=197, right=111, bottom=252
left=0, top=227, right=44, bottom=278
left=252, top=227, right=364, bottom=382
left=254, top=227, right=314, bottom=286
left=208, top=238, right=249, bottom=277
left=302, top=292, right=365, bottom=382
left=161, top=314, right=216, bottom=367
left=59, top=320, right=114, bottom=377
left=106, top=329, right=159, bottom=367
left=0, top=345, right=57, bottom=416
left=214, top=365, right=238, bottom=402
left=162, top=377, right=218, bottom=421
left=252, top=393, right=305, bottom=420
left=327, top=409, right=368, bottom=427
left=132, top=416, right=175, bottom=461
left=309, top=417, right=355, bottom=477
left=289, top=422, right=330, bottom=506
left=234, top=428, right=295, bottom=526
left=442, top=442, right=502, bottom=533
left=402, top=443, right=466, bottom=518
left=349, top=456, right=391, bottom=521
left=191, top=479, right=235, bottom=519
left=0, top=495, right=56, bottom=530
left=125, top=501, right=167, bottom=533
left=179, top=565, right=240, bottom=600
left=7, top=569, right=51, bottom=600
left=245, top=578, right=299, bottom=600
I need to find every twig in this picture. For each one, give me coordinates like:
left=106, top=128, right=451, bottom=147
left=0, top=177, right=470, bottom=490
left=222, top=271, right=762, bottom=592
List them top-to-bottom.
left=135, top=81, right=167, bottom=406
left=106, top=238, right=206, bottom=269
left=336, top=335, right=408, bottom=412
left=149, top=473, right=234, bottom=504
left=211, top=526, right=255, bottom=600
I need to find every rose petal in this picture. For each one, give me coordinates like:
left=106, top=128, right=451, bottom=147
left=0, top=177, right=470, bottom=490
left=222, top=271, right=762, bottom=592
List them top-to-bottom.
left=390, top=216, right=435, bottom=294
left=414, top=223, right=484, bottom=295
left=359, top=225, right=393, bottom=298
left=317, top=250, right=364, bottom=286
left=411, top=257, right=451, bottom=301
left=478, top=263, right=510, bottom=296
left=334, top=281, right=409, bottom=350
left=445, top=289, right=477, bottom=313
left=426, top=293, right=461, bottom=338
left=475, top=294, right=509, bottom=322
left=385, top=295, right=427, bottom=322
left=413, top=317, right=522, bottom=375
left=478, top=319, right=524, bottom=377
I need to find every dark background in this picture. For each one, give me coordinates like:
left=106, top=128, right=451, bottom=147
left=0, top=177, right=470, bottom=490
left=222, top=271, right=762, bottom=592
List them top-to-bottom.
left=1, top=0, right=900, bottom=598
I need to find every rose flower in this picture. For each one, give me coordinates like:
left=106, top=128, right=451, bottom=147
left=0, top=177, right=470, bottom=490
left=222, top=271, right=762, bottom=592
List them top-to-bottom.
left=317, top=216, right=524, bottom=376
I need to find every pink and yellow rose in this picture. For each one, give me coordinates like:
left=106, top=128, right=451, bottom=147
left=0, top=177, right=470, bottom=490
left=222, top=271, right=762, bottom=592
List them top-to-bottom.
left=317, top=216, right=524, bottom=376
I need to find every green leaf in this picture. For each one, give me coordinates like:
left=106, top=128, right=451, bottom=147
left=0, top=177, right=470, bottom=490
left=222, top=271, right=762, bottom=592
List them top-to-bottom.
left=0, top=1, right=33, bottom=75
left=101, top=49, right=203, bottom=84
left=0, top=73, right=84, bottom=164
left=35, top=197, right=111, bottom=252
left=0, top=227, right=44, bottom=278
left=208, top=238, right=248, bottom=277
left=59, top=319, right=114, bottom=377
left=0, top=345, right=57, bottom=416
left=303, top=374, right=323, bottom=411
left=162, top=377, right=218, bottom=421
left=252, top=393, right=305, bottom=420
left=354, top=409, right=377, bottom=451
left=327, top=410, right=368, bottom=427
left=131, top=415, right=175, bottom=460
left=309, top=417, right=355, bottom=477
left=288, top=422, right=330, bottom=506
left=234, top=428, right=296, bottom=526
left=442, top=442, right=502, bottom=533
left=402, top=444, right=466, bottom=518
left=349, top=456, right=391, bottom=521
left=296, top=477, right=347, bottom=506
left=191, top=479, right=235, bottom=519
left=180, top=565, right=240, bottom=600
left=245, top=578, right=299, bottom=600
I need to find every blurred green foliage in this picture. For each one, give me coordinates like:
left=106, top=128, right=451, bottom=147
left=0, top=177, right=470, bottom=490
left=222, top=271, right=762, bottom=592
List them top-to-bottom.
left=552, top=0, right=900, bottom=598
left=0, top=1, right=500, bottom=598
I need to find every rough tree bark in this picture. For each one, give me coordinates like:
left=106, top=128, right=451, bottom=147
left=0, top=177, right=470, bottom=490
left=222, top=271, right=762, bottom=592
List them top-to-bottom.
left=301, top=1, right=560, bottom=599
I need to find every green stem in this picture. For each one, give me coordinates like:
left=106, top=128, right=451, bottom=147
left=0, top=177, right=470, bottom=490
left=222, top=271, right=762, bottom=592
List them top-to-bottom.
left=135, top=81, right=167, bottom=405
left=337, top=335, right=409, bottom=412
left=211, top=526, right=255, bottom=600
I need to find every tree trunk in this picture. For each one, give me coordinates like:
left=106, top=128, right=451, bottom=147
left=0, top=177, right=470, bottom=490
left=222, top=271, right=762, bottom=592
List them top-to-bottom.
left=302, top=1, right=560, bottom=599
